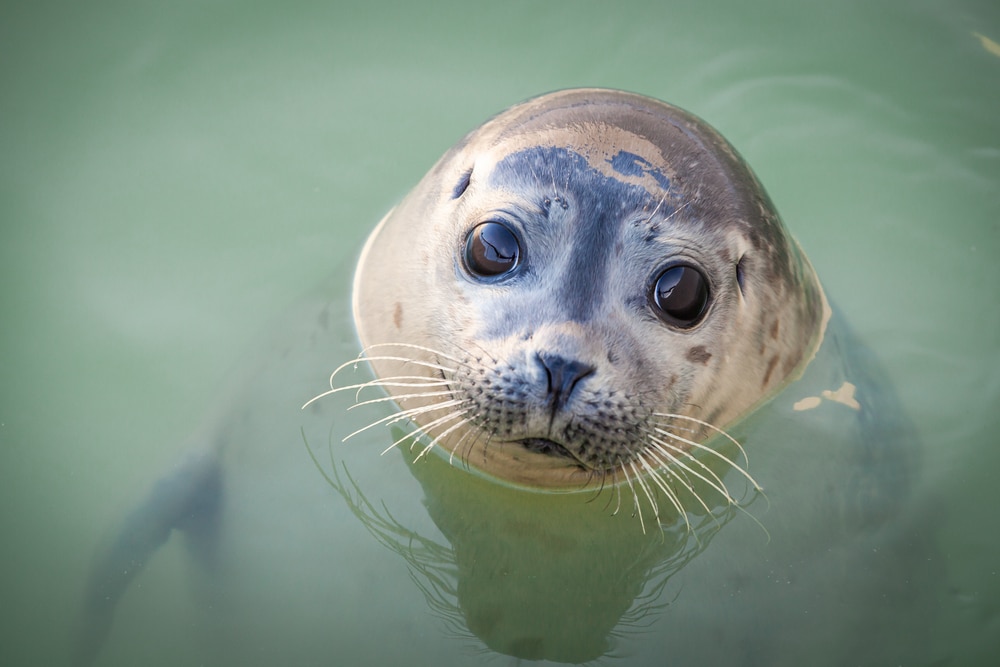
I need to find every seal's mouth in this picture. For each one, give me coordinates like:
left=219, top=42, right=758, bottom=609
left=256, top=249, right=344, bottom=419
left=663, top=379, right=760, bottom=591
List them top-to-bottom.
left=518, top=437, right=577, bottom=461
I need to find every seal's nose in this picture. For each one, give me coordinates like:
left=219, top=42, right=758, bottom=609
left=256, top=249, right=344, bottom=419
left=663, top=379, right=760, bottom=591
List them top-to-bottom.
left=537, top=352, right=595, bottom=410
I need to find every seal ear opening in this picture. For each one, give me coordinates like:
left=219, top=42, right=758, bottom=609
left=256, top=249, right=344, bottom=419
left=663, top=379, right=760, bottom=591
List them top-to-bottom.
left=451, top=168, right=473, bottom=199
left=736, top=255, right=747, bottom=297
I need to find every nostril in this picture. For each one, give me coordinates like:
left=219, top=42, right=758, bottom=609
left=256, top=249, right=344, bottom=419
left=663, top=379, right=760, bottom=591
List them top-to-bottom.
left=537, top=352, right=595, bottom=409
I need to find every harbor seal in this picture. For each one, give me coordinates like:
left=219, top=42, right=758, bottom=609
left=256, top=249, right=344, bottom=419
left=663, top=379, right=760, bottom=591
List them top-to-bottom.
left=347, top=88, right=829, bottom=504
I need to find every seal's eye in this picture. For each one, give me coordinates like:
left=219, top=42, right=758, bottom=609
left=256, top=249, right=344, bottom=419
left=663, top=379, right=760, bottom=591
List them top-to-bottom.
left=464, top=221, right=520, bottom=278
left=651, top=265, right=709, bottom=327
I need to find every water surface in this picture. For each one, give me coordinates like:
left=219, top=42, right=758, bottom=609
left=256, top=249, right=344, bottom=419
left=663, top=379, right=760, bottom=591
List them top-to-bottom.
left=2, top=1, right=998, bottom=665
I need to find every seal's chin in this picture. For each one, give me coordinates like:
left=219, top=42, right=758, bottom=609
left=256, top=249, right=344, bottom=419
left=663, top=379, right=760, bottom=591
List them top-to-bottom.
left=519, top=438, right=580, bottom=463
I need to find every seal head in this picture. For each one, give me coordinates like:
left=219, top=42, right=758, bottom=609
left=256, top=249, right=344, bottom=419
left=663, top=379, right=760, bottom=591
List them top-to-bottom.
left=352, top=88, right=827, bottom=489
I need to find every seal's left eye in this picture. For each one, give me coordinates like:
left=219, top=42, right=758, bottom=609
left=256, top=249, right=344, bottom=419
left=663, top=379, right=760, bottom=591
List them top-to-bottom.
left=464, top=221, right=520, bottom=278
left=651, top=265, right=709, bottom=327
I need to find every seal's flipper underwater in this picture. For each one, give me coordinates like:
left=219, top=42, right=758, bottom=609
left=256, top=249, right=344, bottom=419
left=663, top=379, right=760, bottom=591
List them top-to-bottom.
left=71, top=286, right=356, bottom=666
left=73, top=446, right=223, bottom=667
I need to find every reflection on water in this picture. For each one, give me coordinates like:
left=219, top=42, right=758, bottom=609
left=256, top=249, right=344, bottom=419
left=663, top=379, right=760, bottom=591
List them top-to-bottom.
left=314, top=432, right=720, bottom=664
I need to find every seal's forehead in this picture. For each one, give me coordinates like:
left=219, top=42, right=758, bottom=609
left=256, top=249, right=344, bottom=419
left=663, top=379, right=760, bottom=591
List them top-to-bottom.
left=433, top=89, right=794, bottom=264
left=460, top=89, right=755, bottom=212
left=476, top=90, right=733, bottom=166
left=473, top=122, right=675, bottom=197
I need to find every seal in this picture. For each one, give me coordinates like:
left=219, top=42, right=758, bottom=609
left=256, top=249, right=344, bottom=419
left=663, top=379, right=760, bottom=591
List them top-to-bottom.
left=347, top=88, right=830, bottom=505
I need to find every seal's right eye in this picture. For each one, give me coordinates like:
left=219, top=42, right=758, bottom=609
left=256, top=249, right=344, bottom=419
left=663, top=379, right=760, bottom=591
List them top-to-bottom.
left=464, top=221, right=520, bottom=278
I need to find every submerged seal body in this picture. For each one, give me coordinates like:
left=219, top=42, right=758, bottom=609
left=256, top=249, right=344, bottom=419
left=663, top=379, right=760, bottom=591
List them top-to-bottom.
left=352, top=88, right=829, bottom=491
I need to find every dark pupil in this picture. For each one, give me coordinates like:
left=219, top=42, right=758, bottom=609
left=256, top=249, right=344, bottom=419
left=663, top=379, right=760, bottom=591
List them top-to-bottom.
left=465, top=222, right=519, bottom=277
left=654, top=265, right=708, bottom=325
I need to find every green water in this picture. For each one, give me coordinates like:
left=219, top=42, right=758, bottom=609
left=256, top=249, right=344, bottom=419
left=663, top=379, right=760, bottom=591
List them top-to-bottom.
left=2, top=0, right=998, bottom=665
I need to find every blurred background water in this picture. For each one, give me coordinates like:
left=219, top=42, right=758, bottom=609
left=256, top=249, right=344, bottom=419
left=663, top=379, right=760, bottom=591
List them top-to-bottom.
left=1, top=0, right=998, bottom=665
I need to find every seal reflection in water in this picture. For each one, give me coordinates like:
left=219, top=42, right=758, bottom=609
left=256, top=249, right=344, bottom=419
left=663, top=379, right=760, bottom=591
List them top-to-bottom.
left=338, top=88, right=827, bottom=518
left=78, top=89, right=932, bottom=667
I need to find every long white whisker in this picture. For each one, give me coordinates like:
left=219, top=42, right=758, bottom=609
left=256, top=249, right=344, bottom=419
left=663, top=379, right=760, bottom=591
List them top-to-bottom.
left=643, top=186, right=673, bottom=223
left=662, top=199, right=692, bottom=222
left=360, top=342, right=465, bottom=365
left=327, top=352, right=453, bottom=387
left=328, top=355, right=457, bottom=386
left=345, top=375, right=448, bottom=397
left=302, top=377, right=450, bottom=410
left=351, top=378, right=449, bottom=402
left=301, top=387, right=342, bottom=409
left=347, top=389, right=455, bottom=411
left=342, top=398, right=470, bottom=442
left=380, top=410, right=470, bottom=456
left=653, top=412, right=753, bottom=468
left=415, top=415, right=477, bottom=462
left=439, top=418, right=479, bottom=468
left=440, top=418, right=480, bottom=465
left=651, top=419, right=762, bottom=491
left=648, top=426, right=770, bottom=538
left=646, top=432, right=737, bottom=504
left=656, top=440, right=769, bottom=538
left=643, top=449, right=715, bottom=525
left=637, top=455, right=692, bottom=533
left=626, top=461, right=652, bottom=535
left=621, top=464, right=645, bottom=533
left=635, top=464, right=661, bottom=521
left=606, top=465, right=625, bottom=517
left=613, top=468, right=623, bottom=516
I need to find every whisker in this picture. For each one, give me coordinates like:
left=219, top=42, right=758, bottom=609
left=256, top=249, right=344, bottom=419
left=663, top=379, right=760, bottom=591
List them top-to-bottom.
left=643, top=187, right=672, bottom=223
left=662, top=198, right=692, bottom=222
left=359, top=341, right=466, bottom=366
left=330, top=351, right=442, bottom=387
left=328, top=354, right=457, bottom=386
left=354, top=376, right=450, bottom=387
left=302, top=377, right=449, bottom=410
left=347, top=377, right=450, bottom=403
left=302, top=386, right=343, bottom=409
left=347, top=389, right=455, bottom=411
left=342, top=398, right=470, bottom=442
left=380, top=410, right=471, bottom=457
left=652, top=411, right=750, bottom=465
left=415, top=415, right=477, bottom=463
left=448, top=415, right=485, bottom=468
left=650, top=415, right=762, bottom=492
left=440, top=418, right=481, bottom=465
left=646, top=425, right=770, bottom=539
left=645, top=431, right=737, bottom=504
left=642, top=449, right=715, bottom=527
left=636, top=455, right=693, bottom=533
left=630, top=460, right=662, bottom=535
left=633, top=462, right=661, bottom=522
left=603, top=464, right=625, bottom=517
left=621, top=464, right=646, bottom=534
left=585, top=466, right=614, bottom=511
left=613, top=467, right=624, bottom=516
